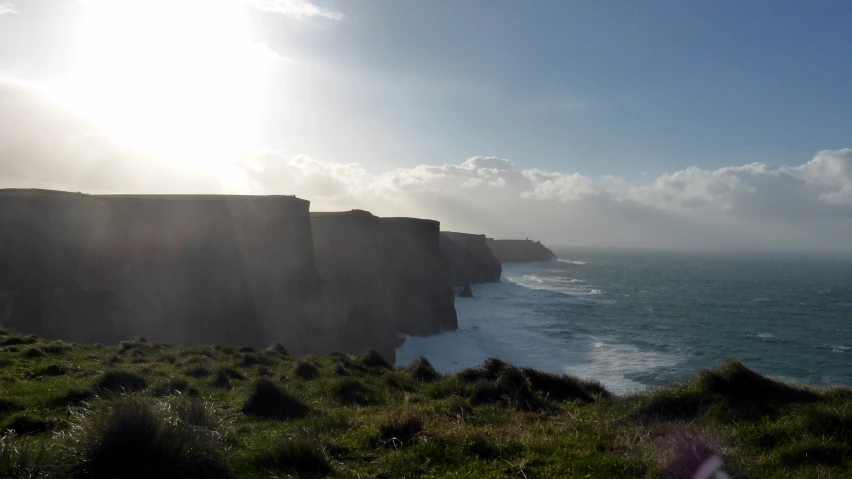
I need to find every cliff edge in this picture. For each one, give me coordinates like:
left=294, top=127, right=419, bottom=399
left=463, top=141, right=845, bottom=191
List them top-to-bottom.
left=439, top=232, right=502, bottom=286
left=486, top=238, right=557, bottom=263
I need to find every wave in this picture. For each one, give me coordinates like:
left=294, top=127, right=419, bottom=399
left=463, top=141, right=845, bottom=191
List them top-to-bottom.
left=557, top=259, right=588, bottom=265
left=506, top=274, right=600, bottom=297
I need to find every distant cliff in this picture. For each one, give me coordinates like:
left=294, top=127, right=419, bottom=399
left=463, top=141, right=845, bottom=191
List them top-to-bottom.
left=0, top=190, right=458, bottom=361
left=439, top=232, right=502, bottom=286
left=486, top=238, right=557, bottom=263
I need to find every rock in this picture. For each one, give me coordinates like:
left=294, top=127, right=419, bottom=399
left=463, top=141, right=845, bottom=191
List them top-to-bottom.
left=458, top=285, right=474, bottom=298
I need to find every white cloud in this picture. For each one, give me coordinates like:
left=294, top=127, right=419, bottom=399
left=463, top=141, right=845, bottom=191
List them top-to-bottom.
left=244, top=0, right=342, bottom=20
left=0, top=2, right=17, bottom=15
left=3, top=79, right=852, bottom=251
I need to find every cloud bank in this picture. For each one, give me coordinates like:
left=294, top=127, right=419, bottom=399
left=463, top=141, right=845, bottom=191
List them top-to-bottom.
left=244, top=0, right=342, bottom=20
left=2, top=80, right=851, bottom=251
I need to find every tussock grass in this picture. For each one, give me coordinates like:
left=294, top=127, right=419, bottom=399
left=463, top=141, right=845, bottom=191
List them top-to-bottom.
left=0, top=338, right=850, bottom=478
left=268, top=343, right=289, bottom=356
left=358, top=349, right=391, bottom=370
left=408, top=356, right=440, bottom=381
left=294, top=361, right=320, bottom=380
left=95, top=370, right=147, bottom=393
left=241, top=380, right=309, bottom=420
left=65, top=398, right=229, bottom=479
left=248, top=437, right=332, bottom=478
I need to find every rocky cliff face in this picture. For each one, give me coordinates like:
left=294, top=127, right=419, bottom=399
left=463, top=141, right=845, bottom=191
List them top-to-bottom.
left=0, top=190, right=319, bottom=347
left=0, top=190, right=458, bottom=359
left=309, top=210, right=397, bottom=361
left=381, top=218, right=458, bottom=336
left=439, top=232, right=502, bottom=286
left=486, top=238, right=557, bottom=263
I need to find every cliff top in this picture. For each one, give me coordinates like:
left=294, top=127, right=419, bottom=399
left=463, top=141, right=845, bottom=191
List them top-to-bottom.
left=1, top=189, right=306, bottom=203
left=0, top=332, right=847, bottom=478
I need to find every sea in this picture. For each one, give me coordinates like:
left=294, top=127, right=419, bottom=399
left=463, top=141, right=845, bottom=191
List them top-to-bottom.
left=396, top=247, right=852, bottom=395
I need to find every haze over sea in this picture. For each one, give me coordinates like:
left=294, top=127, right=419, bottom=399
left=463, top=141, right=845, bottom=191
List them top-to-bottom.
left=397, top=248, right=852, bottom=394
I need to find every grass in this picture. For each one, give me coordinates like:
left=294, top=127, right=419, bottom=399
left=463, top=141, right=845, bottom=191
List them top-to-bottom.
left=0, top=332, right=850, bottom=478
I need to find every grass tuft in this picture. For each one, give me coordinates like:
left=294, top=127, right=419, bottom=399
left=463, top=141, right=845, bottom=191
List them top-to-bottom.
left=269, top=343, right=289, bottom=356
left=21, top=347, right=45, bottom=358
left=359, top=349, right=391, bottom=370
left=408, top=356, right=440, bottom=381
left=698, top=359, right=819, bottom=406
left=294, top=361, right=320, bottom=380
left=184, top=365, right=212, bottom=379
left=521, top=368, right=596, bottom=402
left=95, top=370, right=148, bottom=393
left=210, top=370, right=232, bottom=390
left=333, top=378, right=373, bottom=406
left=241, top=380, right=309, bottom=420
left=0, top=398, right=23, bottom=414
left=65, top=398, right=229, bottom=479
left=372, top=407, right=423, bottom=449
left=3, top=415, right=54, bottom=435
left=249, top=437, right=332, bottom=478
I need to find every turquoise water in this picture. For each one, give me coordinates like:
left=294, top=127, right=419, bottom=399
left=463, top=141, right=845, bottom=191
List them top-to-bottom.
left=398, top=248, right=852, bottom=394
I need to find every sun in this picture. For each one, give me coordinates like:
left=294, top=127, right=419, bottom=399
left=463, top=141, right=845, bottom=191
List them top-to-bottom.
left=50, top=0, right=279, bottom=161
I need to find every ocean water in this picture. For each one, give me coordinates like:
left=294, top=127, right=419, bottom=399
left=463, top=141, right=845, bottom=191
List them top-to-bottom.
left=396, top=248, right=852, bottom=394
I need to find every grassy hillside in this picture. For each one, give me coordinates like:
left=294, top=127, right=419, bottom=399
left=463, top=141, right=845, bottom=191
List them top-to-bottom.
left=1, top=330, right=850, bottom=478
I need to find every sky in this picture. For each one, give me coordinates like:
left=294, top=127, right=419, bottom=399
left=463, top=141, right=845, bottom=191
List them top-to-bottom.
left=1, top=0, right=851, bottom=250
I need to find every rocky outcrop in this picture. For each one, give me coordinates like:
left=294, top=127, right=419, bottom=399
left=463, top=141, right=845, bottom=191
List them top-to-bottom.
left=1, top=190, right=320, bottom=347
left=309, top=210, right=397, bottom=361
left=381, top=218, right=458, bottom=336
left=439, top=232, right=502, bottom=286
left=486, top=238, right=557, bottom=263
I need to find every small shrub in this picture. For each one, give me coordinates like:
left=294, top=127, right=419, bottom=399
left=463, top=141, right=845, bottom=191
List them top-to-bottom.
left=21, top=347, right=45, bottom=358
left=359, top=349, right=391, bottom=370
left=408, top=356, right=440, bottom=381
left=294, top=361, right=320, bottom=380
left=95, top=370, right=148, bottom=393
left=333, top=378, right=373, bottom=406
left=241, top=379, right=309, bottom=420
left=65, top=398, right=229, bottom=479
left=372, top=408, right=423, bottom=449
left=4, top=415, right=54, bottom=435
left=250, top=437, right=332, bottom=478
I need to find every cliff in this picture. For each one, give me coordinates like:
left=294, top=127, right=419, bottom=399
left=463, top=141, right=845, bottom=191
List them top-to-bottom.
left=0, top=190, right=319, bottom=347
left=0, top=190, right=458, bottom=359
left=309, top=210, right=397, bottom=362
left=380, top=217, right=458, bottom=336
left=439, top=232, right=502, bottom=286
left=486, top=238, right=557, bottom=263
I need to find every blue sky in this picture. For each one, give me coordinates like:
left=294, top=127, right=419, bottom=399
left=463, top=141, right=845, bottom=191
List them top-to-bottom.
left=1, top=0, right=852, bottom=249
left=249, top=0, right=852, bottom=177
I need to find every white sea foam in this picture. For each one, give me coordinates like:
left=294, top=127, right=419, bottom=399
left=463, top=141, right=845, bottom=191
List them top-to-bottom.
left=557, top=259, right=588, bottom=265
left=396, top=278, right=681, bottom=394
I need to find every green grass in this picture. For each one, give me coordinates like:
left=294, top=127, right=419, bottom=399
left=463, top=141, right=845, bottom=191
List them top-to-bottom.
left=0, top=331, right=850, bottom=478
